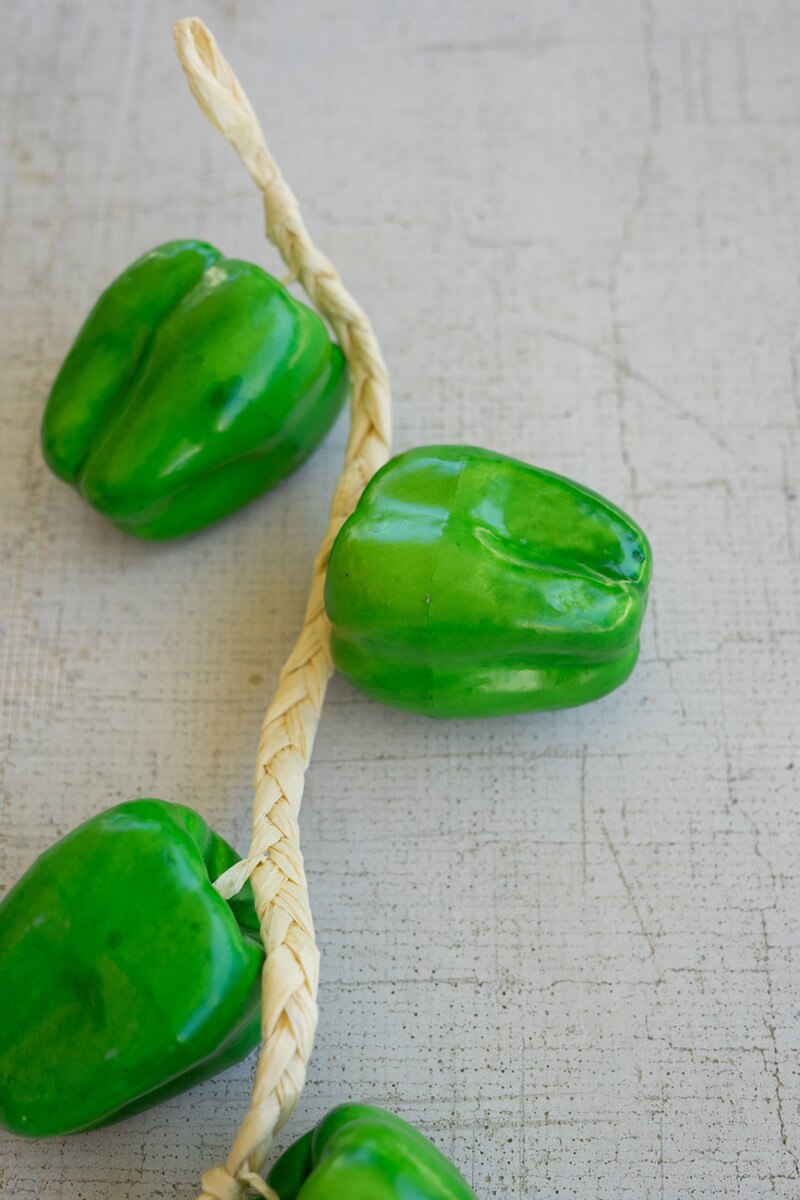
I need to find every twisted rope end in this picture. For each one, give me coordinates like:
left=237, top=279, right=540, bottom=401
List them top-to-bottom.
left=198, top=1163, right=279, bottom=1200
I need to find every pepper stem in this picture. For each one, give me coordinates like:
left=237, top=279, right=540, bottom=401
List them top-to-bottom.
left=173, top=16, right=391, bottom=1200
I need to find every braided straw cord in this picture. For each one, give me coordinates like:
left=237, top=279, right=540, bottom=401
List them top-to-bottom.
left=173, top=18, right=391, bottom=1200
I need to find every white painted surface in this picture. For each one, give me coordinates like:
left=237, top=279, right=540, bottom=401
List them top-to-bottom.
left=1, top=1, right=799, bottom=1196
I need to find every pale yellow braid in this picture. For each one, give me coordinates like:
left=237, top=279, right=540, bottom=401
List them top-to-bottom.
left=173, top=18, right=391, bottom=1200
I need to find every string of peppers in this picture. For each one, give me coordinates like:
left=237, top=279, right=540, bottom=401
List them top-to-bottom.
left=0, top=16, right=651, bottom=1200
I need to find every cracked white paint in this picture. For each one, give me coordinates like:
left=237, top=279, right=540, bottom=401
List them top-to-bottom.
left=1, top=1, right=799, bottom=1197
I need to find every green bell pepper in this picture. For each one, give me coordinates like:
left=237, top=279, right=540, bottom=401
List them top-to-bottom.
left=42, top=240, right=348, bottom=539
left=325, top=444, right=651, bottom=718
left=0, top=799, right=263, bottom=1137
left=267, top=1104, right=477, bottom=1199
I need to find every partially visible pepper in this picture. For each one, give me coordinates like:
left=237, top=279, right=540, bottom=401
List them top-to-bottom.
left=42, top=240, right=348, bottom=538
left=325, top=444, right=651, bottom=718
left=0, top=800, right=263, bottom=1137
left=268, top=1104, right=478, bottom=1199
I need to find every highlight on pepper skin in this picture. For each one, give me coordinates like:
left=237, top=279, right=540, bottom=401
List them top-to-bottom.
left=41, top=240, right=348, bottom=539
left=324, top=444, right=652, bottom=719
left=0, top=799, right=263, bottom=1137
left=267, top=1103, right=479, bottom=1199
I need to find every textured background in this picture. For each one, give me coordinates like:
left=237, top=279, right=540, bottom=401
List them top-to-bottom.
left=2, top=1, right=799, bottom=1197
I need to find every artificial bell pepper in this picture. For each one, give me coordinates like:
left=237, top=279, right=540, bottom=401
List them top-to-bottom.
left=42, top=240, right=348, bottom=538
left=325, top=444, right=651, bottom=719
left=0, top=799, right=263, bottom=1137
left=267, top=1104, right=478, bottom=1199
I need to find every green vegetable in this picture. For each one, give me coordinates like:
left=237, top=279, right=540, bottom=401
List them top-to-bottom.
left=42, top=240, right=348, bottom=539
left=325, top=444, right=651, bottom=718
left=0, top=799, right=263, bottom=1137
left=268, top=1104, right=477, bottom=1199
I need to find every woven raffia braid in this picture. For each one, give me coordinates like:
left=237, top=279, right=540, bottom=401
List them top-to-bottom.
left=173, top=18, right=391, bottom=1200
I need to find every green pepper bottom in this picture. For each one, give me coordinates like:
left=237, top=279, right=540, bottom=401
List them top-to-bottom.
left=331, top=636, right=641, bottom=719
left=0, top=800, right=264, bottom=1137
left=268, top=1104, right=478, bottom=1199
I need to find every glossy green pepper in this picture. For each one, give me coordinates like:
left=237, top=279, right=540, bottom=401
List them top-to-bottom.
left=42, top=240, right=348, bottom=538
left=325, top=444, right=651, bottom=718
left=0, top=799, right=263, bottom=1136
left=267, top=1104, right=478, bottom=1199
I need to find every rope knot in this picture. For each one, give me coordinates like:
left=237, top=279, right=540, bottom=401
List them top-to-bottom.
left=199, top=1163, right=244, bottom=1200
left=199, top=1164, right=279, bottom=1200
